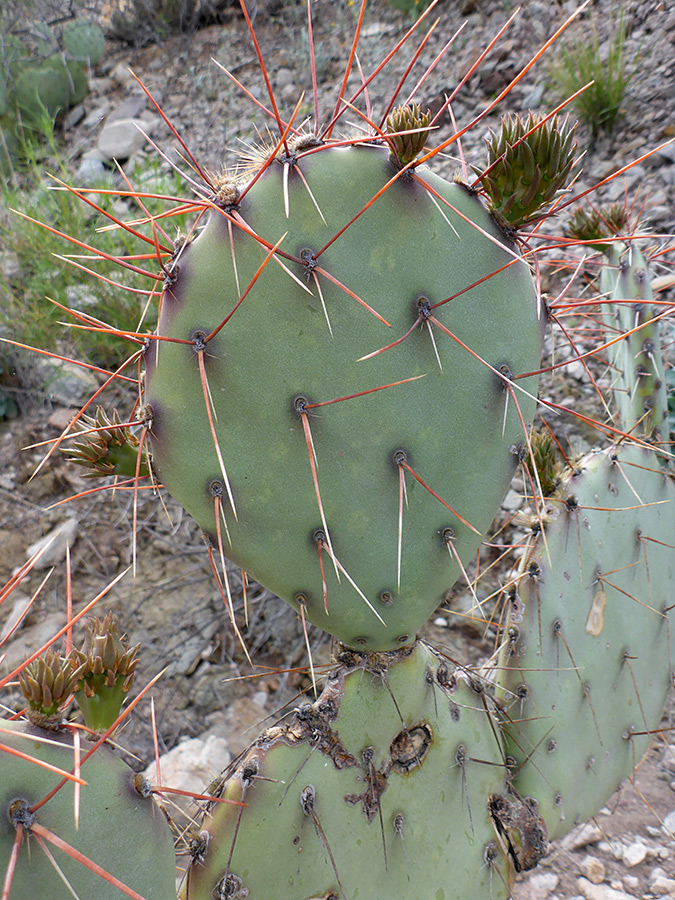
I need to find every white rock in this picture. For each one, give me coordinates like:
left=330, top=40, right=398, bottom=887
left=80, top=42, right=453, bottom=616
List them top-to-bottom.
left=111, top=61, right=137, bottom=87
left=275, top=67, right=293, bottom=88
left=82, top=102, right=111, bottom=128
left=63, top=105, right=85, bottom=129
left=98, top=118, right=148, bottom=160
left=75, top=149, right=109, bottom=182
left=0, top=250, right=20, bottom=281
left=65, top=284, right=98, bottom=309
left=502, top=489, right=523, bottom=511
left=26, top=519, right=79, bottom=568
left=0, top=593, right=32, bottom=642
left=142, top=734, right=231, bottom=814
left=662, top=748, right=675, bottom=775
left=663, top=809, right=675, bottom=834
left=564, top=823, right=603, bottom=851
left=622, top=841, right=648, bottom=867
left=580, top=855, right=606, bottom=884
left=518, top=872, right=559, bottom=899
left=651, top=875, right=675, bottom=896
left=576, top=877, right=637, bottom=900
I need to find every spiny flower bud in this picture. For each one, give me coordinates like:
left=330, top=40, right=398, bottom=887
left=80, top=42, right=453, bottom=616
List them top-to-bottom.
left=385, top=102, right=431, bottom=169
left=473, top=112, right=578, bottom=230
left=567, top=202, right=630, bottom=253
left=65, top=407, right=150, bottom=478
left=530, top=429, right=562, bottom=497
left=70, top=613, right=140, bottom=732
left=19, top=650, right=85, bottom=730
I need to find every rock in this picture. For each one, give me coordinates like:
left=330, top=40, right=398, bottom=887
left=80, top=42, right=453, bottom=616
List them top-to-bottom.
left=111, top=61, right=137, bottom=88
left=275, top=67, right=293, bottom=89
left=106, top=96, right=147, bottom=123
left=82, top=101, right=111, bottom=128
left=63, top=105, right=85, bottom=130
left=98, top=117, right=149, bottom=160
left=75, top=148, right=109, bottom=182
left=0, top=250, right=20, bottom=281
left=65, top=284, right=98, bottom=309
left=41, top=357, right=99, bottom=406
left=47, top=407, right=79, bottom=431
left=502, top=489, right=523, bottom=511
left=26, top=518, right=79, bottom=568
left=0, top=593, right=32, bottom=643
left=0, top=611, right=65, bottom=675
left=222, top=694, right=269, bottom=755
left=141, top=733, right=231, bottom=815
left=663, top=809, right=675, bottom=834
left=564, top=823, right=604, bottom=851
left=622, top=841, right=648, bottom=867
left=580, top=856, right=606, bottom=884
left=517, top=872, right=559, bottom=899
left=651, top=875, right=675, bottom=896
left=576, top=877, right=637, bottom=900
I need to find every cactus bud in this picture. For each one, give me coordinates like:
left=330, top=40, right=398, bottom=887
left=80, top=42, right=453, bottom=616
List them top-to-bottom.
left=385, top=102, right=431, bottom=168
left=474, top=112, right=578, bottom=229
left=64, top=407, right=150, bottom=478
left=70, top=613, right=139, bottom=732
left=18, top=650, right=84, bottom=730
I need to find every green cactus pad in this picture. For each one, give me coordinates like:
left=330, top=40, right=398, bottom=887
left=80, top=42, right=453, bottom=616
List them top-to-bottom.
left=62, top=19, right=106, bottom=67
left=14, top=58, right=72, bottom=123
left=65, top=60, right=88, bottom=107
left=146, top=143, right=543, bottom=650
left=601, top=243, right=668, bottom=441
left=495, top=443, right=674, bottom=840
left=182, top=641, right=518, bottom=900
left=0, top=718, right=176, bottom=900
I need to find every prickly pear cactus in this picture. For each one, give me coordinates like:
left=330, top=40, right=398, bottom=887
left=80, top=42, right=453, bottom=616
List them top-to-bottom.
left=4, top=4, right=675, bottom=900
left=62, top=19, right=106, bottom=67
left=13, top=59, right=73, bottom=123
left=146, top=138, right=544, bottom=651
left=496, top=241, right=674, bottom=840
left=601, top=242, right=668, bottom=441
left=495, top=442, right=674, bottom=840
left=181, top=641, right=521, bottom=900
left=0, top=718, right=176, bottom=900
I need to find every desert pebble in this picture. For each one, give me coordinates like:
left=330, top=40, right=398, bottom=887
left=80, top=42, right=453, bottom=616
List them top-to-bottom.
left=622, top=841, right=648, bottom=867
left=580, top=856, right=606, bottom=884
left=576, top=877, right=638, bottom=900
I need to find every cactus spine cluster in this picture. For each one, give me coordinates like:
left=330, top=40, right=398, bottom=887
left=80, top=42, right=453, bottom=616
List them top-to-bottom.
left=1, top=3, right=673, bottom=899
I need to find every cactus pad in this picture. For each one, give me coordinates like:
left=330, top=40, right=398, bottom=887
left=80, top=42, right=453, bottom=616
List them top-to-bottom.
left=146, top=142, right=544, bottom=650
left=496, top=443, right=674, bottom=840
left=182, top=641, right=519, bottom=900
left=0, top=718, right=176, bottom=900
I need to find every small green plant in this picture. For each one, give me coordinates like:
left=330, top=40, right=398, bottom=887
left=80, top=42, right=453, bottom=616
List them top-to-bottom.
left=547, top=9, right=638, bottom=138
left=0, top=149, right=183, bottom=369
